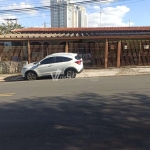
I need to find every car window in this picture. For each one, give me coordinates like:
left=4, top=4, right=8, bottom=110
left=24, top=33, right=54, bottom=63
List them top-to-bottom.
left=75, top=55, right=81, bottom=60
left=55, top=56, right=72, bottom=63
left=40, top=57, right=54, bottom=65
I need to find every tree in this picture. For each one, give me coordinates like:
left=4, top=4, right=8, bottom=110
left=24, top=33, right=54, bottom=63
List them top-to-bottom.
left=0, top=22, right=24, bottom=34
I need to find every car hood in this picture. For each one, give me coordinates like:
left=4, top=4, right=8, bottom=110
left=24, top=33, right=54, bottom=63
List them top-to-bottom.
left=24, top=62, right=38, bottom=68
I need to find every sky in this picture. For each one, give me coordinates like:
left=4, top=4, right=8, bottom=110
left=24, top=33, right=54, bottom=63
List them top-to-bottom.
left=0, top=0, right=149, bottom=28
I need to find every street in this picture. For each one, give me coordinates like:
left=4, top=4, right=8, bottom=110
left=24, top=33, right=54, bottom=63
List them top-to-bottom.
left=0, top=75, right=150, bottom=150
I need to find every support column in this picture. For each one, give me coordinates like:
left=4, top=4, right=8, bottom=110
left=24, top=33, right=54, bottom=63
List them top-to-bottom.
left=104, top=39, right=108, bottom=68
left=27, top=40, right=31, bottom=63
left=117, top=40, right=121, bottom=67
left=65, top=42, right=68, bottom=53
left=139, top=42, right=141, bottom=65
left=41, top=43, right=44, bottom=58
left=46, top=45, right=48, bottom=56
left=20, top=48, right=23, bottom=62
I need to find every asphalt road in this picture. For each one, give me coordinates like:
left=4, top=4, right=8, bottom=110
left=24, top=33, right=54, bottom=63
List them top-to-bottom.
left=0, top=75, right=150, bottom=150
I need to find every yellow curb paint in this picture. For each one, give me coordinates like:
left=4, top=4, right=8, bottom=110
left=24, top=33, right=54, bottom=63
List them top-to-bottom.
left=0, top=93, right=16, bottom=97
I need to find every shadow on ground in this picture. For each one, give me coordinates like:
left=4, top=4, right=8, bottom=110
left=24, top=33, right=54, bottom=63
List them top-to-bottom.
left=3, top=75, right=24, bottom=82
left=4, top=75, right=61, bottom=82
left=0, top=93, right=150, bottom=150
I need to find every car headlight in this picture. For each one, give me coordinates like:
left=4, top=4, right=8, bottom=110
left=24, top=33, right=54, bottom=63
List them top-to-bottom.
left=22, top=67, right=27, bottom=70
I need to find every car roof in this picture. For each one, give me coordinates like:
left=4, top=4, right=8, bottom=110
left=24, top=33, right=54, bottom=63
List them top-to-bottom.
left=46, top=52, right=77, bottom=58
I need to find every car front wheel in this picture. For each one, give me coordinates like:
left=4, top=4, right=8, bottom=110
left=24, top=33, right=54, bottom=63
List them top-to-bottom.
left=65, top=69, right=76, bottom=78
left=26, top=71, right=37, bottom=81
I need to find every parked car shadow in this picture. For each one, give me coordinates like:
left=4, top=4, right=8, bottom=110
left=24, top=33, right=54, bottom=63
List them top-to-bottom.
left=4, top=75, right=24, bottom=82
left=4, top=75, right=67, bottom=82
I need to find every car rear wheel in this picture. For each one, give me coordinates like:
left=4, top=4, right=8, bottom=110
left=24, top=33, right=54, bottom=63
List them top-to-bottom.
left=65, top=69, right=76, bottom=78
left=26, top=71, right=37, bottom=81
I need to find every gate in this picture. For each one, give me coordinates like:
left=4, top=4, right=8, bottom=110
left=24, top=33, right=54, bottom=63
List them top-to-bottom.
left=120, top=40, right=150, bottom=66
left=121, top=40, right=140, bottom=66
left=140, top=40, right=150, bottom=65
left=108, top=41, right=117, bottom=67
left=69, top=42, right=105, bottom=68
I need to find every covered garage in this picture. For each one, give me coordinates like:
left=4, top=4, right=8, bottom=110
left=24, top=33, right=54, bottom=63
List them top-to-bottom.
left=0, top=26, right=150, bottom=68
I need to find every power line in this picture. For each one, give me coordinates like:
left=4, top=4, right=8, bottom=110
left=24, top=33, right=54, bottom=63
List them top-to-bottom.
left=0, top=0, right=145, bottom=15
left=0, top=0, right=145, bottom=24
left=0, top=0, right=145, bottom=8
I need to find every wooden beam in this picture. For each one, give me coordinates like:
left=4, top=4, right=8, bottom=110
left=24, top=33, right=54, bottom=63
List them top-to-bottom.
left=0, top=36, right=150, bottom=41
left=105, top=39, right=108, bottom=68
left=27, top=40, right=31, bottom=63
left=117, top=40, right=121, bottom=67
left=65, top=42, right=68, bottom=53
left=139, top=42, right=142, bottom=65
left=41, top=44, right=44, bottom=58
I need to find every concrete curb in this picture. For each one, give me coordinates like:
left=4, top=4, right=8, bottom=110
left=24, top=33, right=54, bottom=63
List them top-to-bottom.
left=0, top=67, right=150, bottom=82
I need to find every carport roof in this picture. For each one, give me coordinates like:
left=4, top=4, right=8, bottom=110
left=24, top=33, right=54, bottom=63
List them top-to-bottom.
left=0, top=26, right=149, bottom=40
left=9, top=26, right=150, bottom=38
left=11, top=26, right=150, bottom=33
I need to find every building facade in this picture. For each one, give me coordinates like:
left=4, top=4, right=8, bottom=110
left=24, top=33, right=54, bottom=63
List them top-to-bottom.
left=51, top=0, right=87, bottom=28
left=0, top=26, right=150, bottom=69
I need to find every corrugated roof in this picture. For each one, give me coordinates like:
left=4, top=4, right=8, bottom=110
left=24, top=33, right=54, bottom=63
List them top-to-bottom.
left=11, top=26, right=150, bottom=33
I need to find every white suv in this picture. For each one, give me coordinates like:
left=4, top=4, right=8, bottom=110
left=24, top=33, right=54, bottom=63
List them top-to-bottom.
left=22, top=53, right=84, bottom=80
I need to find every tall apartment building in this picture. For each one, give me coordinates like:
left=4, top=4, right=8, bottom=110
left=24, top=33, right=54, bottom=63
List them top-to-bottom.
left=51, top=0, right=88, bottom=28
left=76, top=6, right=88, bottom=27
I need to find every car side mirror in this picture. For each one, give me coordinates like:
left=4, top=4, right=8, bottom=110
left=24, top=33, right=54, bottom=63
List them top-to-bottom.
left=37, top=62, right=41, bottom=66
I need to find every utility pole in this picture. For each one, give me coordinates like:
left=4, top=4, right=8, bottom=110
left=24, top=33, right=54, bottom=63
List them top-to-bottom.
left=100, top=5, right=103, bottom=27
left=100, top=5, right=101, bottom=26
left=4, top=18, right=18, bottom=25
left=43, top=22, right=50, bottom=28
left=44, top=22, right=46, bottom=28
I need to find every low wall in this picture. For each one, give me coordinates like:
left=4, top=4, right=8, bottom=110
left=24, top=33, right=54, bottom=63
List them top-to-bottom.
left=0, top=61, right=28, bottom=74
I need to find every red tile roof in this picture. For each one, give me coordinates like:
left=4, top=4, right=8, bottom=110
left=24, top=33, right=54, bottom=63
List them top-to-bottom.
left=12, top=26, right=150, bottom=32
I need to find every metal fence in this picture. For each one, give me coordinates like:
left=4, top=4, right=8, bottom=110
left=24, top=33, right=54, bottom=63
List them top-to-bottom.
left=0, top=40, right=150, bottom=68
left=69, top=43, right=105, bottom=68
left=0, top=46, right=28, bottom=62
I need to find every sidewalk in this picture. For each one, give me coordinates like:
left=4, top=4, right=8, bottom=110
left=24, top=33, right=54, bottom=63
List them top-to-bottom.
left=0, top=67, right=150, bottom=82
left=77, top=67, right=150, bottom=78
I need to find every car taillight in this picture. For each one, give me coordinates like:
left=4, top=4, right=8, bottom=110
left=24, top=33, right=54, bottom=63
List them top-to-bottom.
left=75, top=60, right=82, bottom=65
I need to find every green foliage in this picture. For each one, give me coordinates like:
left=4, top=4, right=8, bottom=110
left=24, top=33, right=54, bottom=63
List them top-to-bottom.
left=0, top=22, right=24, bottom=34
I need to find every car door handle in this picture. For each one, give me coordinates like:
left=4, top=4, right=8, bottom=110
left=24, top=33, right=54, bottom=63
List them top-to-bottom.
left=48, top=65, right=52, bottom=67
